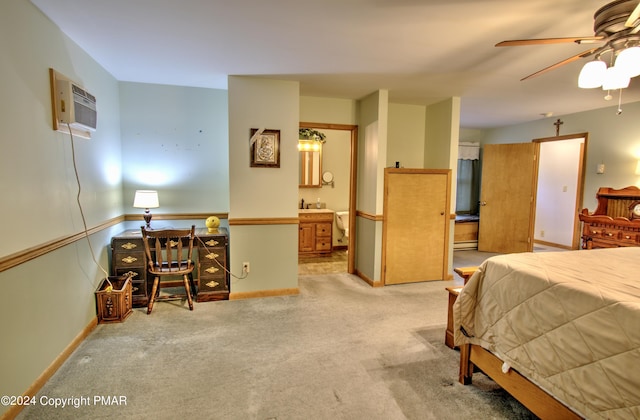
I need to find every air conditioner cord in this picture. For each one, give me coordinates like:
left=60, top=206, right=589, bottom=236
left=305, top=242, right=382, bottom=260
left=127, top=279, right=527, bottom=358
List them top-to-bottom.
left=67, top=123, right=112, bottom=291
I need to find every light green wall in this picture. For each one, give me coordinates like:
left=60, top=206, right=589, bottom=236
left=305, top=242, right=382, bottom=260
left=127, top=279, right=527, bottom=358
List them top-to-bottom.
left=0, top=2, right=124, bottom=414
left=0, top=3, right=123, bottom=258
left=227, top=76, right=299, bottom=293
left=119, top=82, right=229, bottom=215
left=355, top=90, right=388, bottom=282
left=300, top=96, right=358, bottom=125
left=424, top=97, right=461, bottom=277
left=425, top=98, right=460, bottom=172
left=482, top=101, right=640, bottom=210
left=387, top=103, right=426, bottom=168
left=459, top=127, right=485, bottom=143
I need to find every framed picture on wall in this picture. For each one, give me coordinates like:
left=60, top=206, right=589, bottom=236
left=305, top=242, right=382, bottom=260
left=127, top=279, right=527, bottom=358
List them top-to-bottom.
left=250, top=128, right=280, bottom=168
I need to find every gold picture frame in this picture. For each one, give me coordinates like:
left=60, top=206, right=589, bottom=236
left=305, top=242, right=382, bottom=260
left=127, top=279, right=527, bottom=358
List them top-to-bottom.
left=250, top=128, right=280, bottom=168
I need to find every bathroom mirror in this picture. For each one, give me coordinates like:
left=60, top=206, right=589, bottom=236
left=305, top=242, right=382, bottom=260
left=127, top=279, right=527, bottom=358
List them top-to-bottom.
left=299, top=140, right=322, bottom=188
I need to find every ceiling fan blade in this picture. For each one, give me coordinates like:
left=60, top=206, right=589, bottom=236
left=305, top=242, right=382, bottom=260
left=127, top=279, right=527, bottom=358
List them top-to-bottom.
left=625, top=1, right=640, bottom=27
left=496, top=36, right=604, bottom=47
left=520, top=47, right=601, bottom=81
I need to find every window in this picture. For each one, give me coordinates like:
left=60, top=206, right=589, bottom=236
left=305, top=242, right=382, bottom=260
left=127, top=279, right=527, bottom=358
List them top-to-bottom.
left=456, top=143, right=480, bottom=215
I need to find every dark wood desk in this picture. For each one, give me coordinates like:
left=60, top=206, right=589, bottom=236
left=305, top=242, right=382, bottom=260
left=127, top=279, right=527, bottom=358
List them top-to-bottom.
left=110, top=227, right=229, bottom=306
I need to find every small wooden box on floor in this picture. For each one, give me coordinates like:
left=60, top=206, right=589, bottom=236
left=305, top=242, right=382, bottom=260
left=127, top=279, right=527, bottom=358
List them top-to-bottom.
left=95, top=275, right=133, bottom=324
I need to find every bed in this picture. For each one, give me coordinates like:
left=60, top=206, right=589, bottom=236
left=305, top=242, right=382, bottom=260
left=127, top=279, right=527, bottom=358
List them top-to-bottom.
left=453, top=248, right=640, bottom=419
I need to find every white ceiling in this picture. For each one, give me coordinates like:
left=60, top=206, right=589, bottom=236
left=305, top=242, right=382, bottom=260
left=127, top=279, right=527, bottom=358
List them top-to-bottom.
left=30, top=0, right=640, bottom=128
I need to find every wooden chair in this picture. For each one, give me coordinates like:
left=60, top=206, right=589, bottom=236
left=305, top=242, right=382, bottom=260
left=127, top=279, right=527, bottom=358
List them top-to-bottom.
left=141, top=225, right=196, bottom=314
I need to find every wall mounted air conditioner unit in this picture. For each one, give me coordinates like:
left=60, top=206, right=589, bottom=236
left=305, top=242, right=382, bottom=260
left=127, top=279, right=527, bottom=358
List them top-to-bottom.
left=55, top=76, right=97, bottom=132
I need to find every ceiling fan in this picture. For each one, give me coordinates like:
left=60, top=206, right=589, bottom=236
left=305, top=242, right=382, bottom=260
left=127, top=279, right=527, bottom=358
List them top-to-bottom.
left=497, top=0, right=640, bottom=81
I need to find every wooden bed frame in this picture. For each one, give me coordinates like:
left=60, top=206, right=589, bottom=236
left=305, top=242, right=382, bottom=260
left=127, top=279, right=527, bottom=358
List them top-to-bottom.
left=455, top=264, right=583, bottom=418
left=459, top=344, right=582, bottom=419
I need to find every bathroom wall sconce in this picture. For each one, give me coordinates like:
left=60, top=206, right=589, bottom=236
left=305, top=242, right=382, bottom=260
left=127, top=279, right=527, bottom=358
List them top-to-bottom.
left=133, top=190, right=159, bottom=229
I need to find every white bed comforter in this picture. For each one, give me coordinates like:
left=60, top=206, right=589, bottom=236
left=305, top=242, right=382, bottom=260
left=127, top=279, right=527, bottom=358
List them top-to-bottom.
left=453, top=247, right=640, bottom=419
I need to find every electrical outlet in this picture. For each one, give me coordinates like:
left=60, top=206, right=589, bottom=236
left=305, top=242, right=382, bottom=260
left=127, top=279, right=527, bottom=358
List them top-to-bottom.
left=540, top=230, right=545, bottom=238
left=242, top=262, right=250, bottom=274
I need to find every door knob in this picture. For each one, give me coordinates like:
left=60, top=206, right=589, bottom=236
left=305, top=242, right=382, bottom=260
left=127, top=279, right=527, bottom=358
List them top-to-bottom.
left=480, top=201, right=487, bottom=206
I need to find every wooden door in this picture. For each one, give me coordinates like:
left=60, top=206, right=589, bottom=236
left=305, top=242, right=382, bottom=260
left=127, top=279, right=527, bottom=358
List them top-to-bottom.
left=478, top=143, right=538, bottom=253
left=383, top=169, right=451, bottom=285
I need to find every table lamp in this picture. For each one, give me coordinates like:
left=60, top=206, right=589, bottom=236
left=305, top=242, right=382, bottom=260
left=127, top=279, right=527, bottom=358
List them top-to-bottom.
left=133, top=190, right=159, bottom=229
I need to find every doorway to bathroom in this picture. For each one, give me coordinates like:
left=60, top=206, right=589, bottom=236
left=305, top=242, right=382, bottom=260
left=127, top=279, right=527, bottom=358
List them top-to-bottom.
left=298, top=122, right=357, bottom=275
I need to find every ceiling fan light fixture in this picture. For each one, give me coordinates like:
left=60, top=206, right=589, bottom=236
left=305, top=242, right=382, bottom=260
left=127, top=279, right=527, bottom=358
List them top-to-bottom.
left=614, top=46, right=640, bottom=78
left=578, top=60, right=607, bottom=88
left=602, top=66, right=631, bottom=90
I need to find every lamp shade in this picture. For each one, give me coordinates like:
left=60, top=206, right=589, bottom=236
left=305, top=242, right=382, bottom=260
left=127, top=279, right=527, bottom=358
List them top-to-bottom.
left=615, top=46, right=640, bottom=78
left=578, top=60, right=606, bottom=88
left=602, top=66, right=630, bottom=90
left=133, top=190, right=159, bottom=209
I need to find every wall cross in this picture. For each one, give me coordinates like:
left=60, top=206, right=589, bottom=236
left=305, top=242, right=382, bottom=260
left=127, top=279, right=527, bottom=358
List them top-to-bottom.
left=554, top=119, right=564, bottom=136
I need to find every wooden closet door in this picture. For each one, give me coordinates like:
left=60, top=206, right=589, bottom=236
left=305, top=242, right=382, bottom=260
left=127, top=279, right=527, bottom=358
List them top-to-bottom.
left=478, top=143, right=538, bottom=253
left=383, top=169, right=451, bottom=285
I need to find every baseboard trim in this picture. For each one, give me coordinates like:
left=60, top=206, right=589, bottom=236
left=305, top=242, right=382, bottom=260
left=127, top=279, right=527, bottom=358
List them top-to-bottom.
left=533, top=239, right=573, bottom=250
left=453, top=241, right=478, bottom=250
left=355, top=269, right=383, bottom=287
left=229, top=288, right=299, bottom=300
left=1, top=317, right=98, bottom=420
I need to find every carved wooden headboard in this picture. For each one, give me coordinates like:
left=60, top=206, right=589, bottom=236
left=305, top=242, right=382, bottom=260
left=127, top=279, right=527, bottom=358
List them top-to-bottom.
left=579, top=186, right=640, bottom=249
left=588, top=186, right=640, bottom=219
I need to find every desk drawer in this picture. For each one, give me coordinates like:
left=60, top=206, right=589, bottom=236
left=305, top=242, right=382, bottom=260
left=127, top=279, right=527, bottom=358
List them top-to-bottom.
left=197, top=232, right=229, bottom=301
left=112, top=238, right=144, bottom=251
left=113, top=251, right=145, bottom=268
left=198, top=259, right=229, bottom=301
left=113, top=268, right=146, bottom=296
left=199, top=274, right=228, bottom=293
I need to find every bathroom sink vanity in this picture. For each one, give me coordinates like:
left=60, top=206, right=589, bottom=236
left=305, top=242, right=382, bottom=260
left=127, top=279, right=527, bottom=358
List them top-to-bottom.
left=298, top=209, right=333, bottom=256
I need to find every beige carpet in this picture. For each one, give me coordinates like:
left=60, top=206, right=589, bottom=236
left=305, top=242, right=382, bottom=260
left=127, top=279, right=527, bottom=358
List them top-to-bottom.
left=17, top=273, right=535, bottom=419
